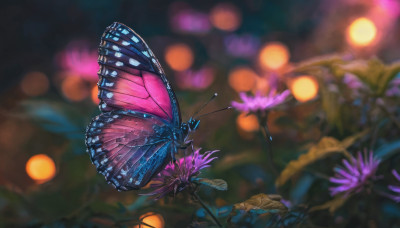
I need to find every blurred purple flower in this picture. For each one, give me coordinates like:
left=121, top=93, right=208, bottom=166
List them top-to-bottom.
left=170, top=8, right=211, bottom=34
left=224, top=34, right=260, bottom=58
left=57, top=41, right=98, bottom=81
left=175, top=66, right=215, bottom=91
left=343, top=73, right=364, bottom=90
left=386, top=76, right=400, bottom=96
left=231, top=90, right=291, bottom=113
left=144, top=149, right=218, bottom=200
left=329, top=150, right=380, bottom=196
left=387, top=170, right=400, bottom=203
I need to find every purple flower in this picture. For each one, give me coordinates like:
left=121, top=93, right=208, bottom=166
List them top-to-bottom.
left=224, top=34, right=260, bottom=58
left=175, top=66, right=215, bottom=91
left=343, top=73, right=364, bottom=90
left=386, top=77, right=400, bottom=97
left=231, top=90, right=291, bottom=113
left=143, top=149, right=218, bottom=200
left=329, top=150, right=380, bottom=196
left=387, top=170, right=400, bottom=203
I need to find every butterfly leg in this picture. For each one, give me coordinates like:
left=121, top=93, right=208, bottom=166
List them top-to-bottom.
left=180, top=139, right=194, bottom=153
left=171, top=146, right=177, bottom=163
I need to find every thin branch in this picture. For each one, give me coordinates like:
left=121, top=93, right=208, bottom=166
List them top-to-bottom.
left=192, top=192, right=222, bottom=227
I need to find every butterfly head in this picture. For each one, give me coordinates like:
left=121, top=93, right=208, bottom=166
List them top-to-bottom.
left=188, top=117, right=200, bottom=132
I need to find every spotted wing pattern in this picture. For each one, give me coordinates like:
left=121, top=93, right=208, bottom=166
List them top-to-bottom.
left=97, top=22, right=181, bottom=124
left=86, top=110, right=174, bottom=190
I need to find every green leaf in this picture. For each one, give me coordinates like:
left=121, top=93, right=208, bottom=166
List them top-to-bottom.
left=289, top=54, right=344, bottom=74
left=340, top=58, right=400, bottom=95
left=320, top=84, right=341, bottom=129
left=22, top=100, right=84, bottom=140
left=340, top=129, right=369, bottom=148
left=276, top=131, right=367, bottom=187
left=375, top=140, right=400, bottom=161
left=214, top=152, right=260, bottom=172
left=192, top=178, right=228, bottom=191
left=230, top=193, right=288, bottom=216
left=309, top=195, right=348, bottom=214
left=126, top=196, right=150, bottom=211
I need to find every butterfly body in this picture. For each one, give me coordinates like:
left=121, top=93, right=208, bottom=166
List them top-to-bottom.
left=85, top=22, right=199, bottom=191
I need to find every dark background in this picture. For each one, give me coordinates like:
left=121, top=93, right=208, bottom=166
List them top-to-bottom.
left=1, top=0, right=400, bottom=227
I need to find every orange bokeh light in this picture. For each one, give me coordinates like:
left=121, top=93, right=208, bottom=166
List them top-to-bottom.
left=210, top=3, right=241, bottom=31
left=347, top=17, right=377, bottom=46
left=259, top=42, right=290, bottom=70
left=165, top=43, right=194, bottom=71
left=228, top=67, right=257, bottom=92
left=20, top=71, right=49, bottom=96
left=61, top=76, right=89, bottom=101
left=252, top=76, right=270, bottom=95
left=290, top=76, right=319, bottom=102
left=91, top=85, right=100, bottom=104
left=236, top=113, right=259, bottom=132
left=26, top=154, right=56, bottom=183
left=134, top=212, right=165, bottom=228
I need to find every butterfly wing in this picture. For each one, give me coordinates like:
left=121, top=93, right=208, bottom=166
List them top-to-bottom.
left=97, top=22, right=181, bottom=125
left=86, top=110, right=175, bottom=190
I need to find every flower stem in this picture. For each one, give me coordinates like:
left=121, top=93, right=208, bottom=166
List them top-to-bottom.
left=378, top=102, right=400, bottom=130
left=258, top=114, right=279, bottom=176
left=192, top=192, right=222, bottom=227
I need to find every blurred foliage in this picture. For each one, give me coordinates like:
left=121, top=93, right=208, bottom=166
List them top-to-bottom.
left=1, top=0, right=400, bottom=227
left=275, top=132, right=367, bottom=187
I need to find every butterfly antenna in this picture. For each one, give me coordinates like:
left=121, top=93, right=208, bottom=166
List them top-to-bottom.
left=192, top=93, right=218, bottom=118
left=196, top=106, right=232, bottom=119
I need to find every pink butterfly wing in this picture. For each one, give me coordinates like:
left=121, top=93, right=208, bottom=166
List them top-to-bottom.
left=97, top=22, right=180, bottom=124
left=98, top=67, right=173, bottom=121
left=86, top=110, right=174, bottom=190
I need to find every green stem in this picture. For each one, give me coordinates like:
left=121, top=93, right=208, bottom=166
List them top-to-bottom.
left=378, top=102, right=400, bottom=130
left=192, top=192, right=222, bottom=227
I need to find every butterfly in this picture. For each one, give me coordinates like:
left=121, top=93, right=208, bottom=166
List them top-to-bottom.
left=85, top=22, right=202, bottom=191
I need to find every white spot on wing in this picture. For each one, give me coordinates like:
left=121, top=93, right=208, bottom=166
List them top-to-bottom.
left=121, top=29, right=129, bottom=35
left=131, top=35, right=139, bottom=43
left=112, top=36, right=119, bottom=41
left=122, top=41, right=130, bottom=46
left=112, top=45, right=120, bottom=51
left=142, top=51, right=150, bottom=58
left=115, top=52, right=122, bottom=57
left=129, top=58, right=140, bottom=66
left=116, top=61, right=123, bottom=66
left=111, top=71, right=117, bottom=77
left=105, top=82, right=114, bottom=87
left=107, top=92, right=113, bottom=98
left=92, top=136, right=99, bottom=142
left=101, top=158, right=108, bottom=165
